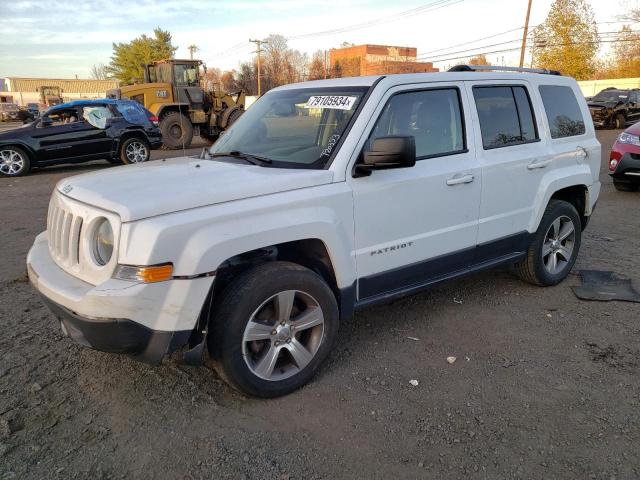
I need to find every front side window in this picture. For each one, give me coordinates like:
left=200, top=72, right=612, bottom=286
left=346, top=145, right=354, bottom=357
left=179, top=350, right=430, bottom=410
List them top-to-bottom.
left=174, top=64, right=199, bottom=87
left=539, top=85, right=586, bottom=139
left=473, top=86, right=538, bottom=149
left=210, top=87, right=368, bottom=168
left=370, top=88, right=465, bottom=159
left=44, top=108, right=79, bottom=125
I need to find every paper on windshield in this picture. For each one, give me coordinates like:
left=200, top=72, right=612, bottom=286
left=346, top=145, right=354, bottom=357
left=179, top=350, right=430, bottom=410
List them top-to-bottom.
left=304, top=96, right=357, bottom=110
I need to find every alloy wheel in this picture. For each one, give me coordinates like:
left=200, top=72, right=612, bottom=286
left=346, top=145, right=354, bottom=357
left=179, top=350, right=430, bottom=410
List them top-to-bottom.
left=125, top=141, right=148, bottom=163
left=0, top=149, right=25, bottom=175
left=542, top=215, right=576, bottom=275
left=242, top=290, right=325, bottom=381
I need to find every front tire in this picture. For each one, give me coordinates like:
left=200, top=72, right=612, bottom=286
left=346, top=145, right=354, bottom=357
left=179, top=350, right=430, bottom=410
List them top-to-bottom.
left=159, top=112, right=193, bottom=149
left=614, top=114, right=626, bottom=129
left=119, top=137, right=150, bottom=164
left=0, top=146, right=30, bottom=177
left=514, top=200, right=581, bottom=286
left=208, top=262, right=339, bottom=398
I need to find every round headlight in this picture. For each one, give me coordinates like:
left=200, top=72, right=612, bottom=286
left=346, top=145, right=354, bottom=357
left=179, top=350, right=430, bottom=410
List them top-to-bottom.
left=93, top=218, right=113, bottom=266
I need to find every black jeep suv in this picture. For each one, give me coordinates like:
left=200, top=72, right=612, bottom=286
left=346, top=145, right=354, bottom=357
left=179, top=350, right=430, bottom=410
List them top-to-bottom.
left=588, top=88, right=640, bottom=129
left=0, top=99, right=162, bottom=177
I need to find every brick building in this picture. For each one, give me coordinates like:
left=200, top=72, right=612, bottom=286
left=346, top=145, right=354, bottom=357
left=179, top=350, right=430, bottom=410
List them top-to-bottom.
left=329, top=44, right=438, bottom=77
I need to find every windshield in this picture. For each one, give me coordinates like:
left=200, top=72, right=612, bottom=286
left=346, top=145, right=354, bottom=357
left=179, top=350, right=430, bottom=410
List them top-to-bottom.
left=209, top=86, right=369, bottom=168
left=592, top=90, right=628, bottom=102
left=1, top=104, right=19, bottom=112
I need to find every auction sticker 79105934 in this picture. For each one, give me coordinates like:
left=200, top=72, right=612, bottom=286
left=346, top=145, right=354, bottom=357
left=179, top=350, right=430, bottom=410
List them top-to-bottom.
left=305, top=96, right=357, bottom=110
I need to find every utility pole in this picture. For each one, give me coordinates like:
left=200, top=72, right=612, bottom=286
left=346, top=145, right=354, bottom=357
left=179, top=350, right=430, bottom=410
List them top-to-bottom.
left=519, top=0, right=533, bottom=67
left=249, top=39, right=267, bottom=96
left=188, top=44, right=199, bottom=60
left=324, top=50, right=328, bottom=79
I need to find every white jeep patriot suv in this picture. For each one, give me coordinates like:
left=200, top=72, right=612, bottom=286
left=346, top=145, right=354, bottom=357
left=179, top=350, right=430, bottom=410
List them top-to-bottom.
left=27, top=66, right=601, bottom=397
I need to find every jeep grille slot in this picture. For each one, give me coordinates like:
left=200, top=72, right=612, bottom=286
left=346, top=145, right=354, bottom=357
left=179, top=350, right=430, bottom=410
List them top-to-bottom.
left=47, top=202, right=81, bottom=267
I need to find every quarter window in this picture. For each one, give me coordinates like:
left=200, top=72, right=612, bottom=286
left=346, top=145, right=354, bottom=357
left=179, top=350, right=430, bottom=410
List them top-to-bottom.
left=539, top=85, right=586, bottom=138
left=473, top=86, right=538, bottom=149
left=370, top=88, right=465, bottom=159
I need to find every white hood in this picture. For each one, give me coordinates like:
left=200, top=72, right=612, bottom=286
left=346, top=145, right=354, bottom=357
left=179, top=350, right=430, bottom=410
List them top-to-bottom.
left=57, top=157, right=334, bottom=222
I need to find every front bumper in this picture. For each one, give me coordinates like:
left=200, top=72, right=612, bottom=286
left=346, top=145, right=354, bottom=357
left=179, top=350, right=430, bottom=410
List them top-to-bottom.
left=610, top=152, right=640, bottom=183
left=27, top=232, right=214, bottom=364
left=40, top=295, right=190, bottom=364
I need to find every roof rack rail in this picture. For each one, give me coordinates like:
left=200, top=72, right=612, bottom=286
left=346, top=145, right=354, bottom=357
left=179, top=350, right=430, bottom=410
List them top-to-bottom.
left=448, top=64, right=562, bottom=76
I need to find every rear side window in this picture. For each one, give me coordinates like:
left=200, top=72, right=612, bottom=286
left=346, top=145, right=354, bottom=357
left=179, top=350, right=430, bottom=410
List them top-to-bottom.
left=539, top=85, right=586, bottom=138
left=473, top=86, right=538, bottom=149
left=370, top=88, right=465, bottom=159
left=116, top=102, right=148, bottom=125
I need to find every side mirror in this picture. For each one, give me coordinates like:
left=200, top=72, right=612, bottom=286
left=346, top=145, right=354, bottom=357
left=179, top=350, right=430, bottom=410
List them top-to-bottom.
left=39, top=117, right=53, bottom=127
left=354, top=136, right=416, bottom=177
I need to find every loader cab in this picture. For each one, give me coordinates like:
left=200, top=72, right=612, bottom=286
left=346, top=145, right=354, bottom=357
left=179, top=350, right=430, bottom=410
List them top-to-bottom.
left=145, top=60, right=204, bottom=111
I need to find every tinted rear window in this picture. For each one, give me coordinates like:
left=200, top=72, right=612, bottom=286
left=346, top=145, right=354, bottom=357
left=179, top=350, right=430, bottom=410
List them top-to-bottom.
left=539, top=85, right=585, bottom=138
left=473, top=86, right=538, bottom=149
left=116, top=102, right=148, bottom=125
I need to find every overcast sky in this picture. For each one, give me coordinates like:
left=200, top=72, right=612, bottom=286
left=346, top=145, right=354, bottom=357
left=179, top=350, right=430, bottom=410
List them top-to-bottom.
left=0, top=0, right=630, bottom=79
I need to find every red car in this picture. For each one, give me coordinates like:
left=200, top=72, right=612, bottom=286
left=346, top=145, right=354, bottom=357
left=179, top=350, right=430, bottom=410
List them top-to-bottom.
left=609, top=123, right=640, bottom=191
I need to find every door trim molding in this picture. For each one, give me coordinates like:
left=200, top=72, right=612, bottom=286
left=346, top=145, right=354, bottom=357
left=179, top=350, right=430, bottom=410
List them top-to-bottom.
left=355, top=231, right=531, bottom=307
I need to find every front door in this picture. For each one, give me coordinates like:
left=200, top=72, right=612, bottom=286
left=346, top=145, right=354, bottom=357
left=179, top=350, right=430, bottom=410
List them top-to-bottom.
left=349, top=83, right=482, bottom=301
left=32, top=107, right=85, bottom=161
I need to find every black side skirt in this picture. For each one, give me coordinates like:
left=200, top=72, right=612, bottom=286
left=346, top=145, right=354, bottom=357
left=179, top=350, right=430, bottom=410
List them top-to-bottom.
left=354, top=231, right=530, bottom=309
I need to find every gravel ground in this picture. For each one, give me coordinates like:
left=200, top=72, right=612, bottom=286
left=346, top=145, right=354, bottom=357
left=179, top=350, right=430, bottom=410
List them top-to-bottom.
left=0, top=130, right=638, bottom=480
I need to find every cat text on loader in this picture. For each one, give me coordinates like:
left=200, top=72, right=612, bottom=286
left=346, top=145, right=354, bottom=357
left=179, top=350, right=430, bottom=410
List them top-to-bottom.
left=106, top=59, right=245, bottom=148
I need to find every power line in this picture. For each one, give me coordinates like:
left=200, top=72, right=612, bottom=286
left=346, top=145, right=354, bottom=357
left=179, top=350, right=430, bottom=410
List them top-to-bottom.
left=287, top=0, right=463, bottom=40
left=417, top=19, right=639, bottom=60
left=416, top=29, right=640, bottom=62
left=425, top=37, right=640, bottom=65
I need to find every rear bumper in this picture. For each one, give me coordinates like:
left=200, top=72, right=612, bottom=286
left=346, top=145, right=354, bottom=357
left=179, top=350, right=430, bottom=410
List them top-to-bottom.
left=149, top=137, right=163, bottom=149
left=610, top=152, right=640, bottom=183
left=40, top=294, right=190, bottom=364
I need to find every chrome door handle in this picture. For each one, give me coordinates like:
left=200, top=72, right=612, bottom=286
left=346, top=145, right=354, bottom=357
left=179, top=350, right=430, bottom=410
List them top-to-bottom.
left=527, top=159, right=552, bottom=169
left=446, top=173, right=474, bottom=186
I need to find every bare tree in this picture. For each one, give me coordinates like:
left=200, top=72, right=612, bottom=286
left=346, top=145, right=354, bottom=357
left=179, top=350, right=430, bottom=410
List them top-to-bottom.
left=89, top=63, right=110, bottom=80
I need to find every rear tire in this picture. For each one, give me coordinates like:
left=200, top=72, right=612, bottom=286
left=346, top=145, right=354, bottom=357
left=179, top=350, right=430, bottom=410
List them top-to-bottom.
left=226, top=108, right=243, bottom=128
left=159, top=112, right=193, bottom=149
left=119, top=137, right=150, bottom=164
left=0, top=146, right=30, bottom=177
left=613, top=180, right=638, bottom=192
left=514, top=200, right=581, bottom=286
left=208, top=261, right=339, bottom=398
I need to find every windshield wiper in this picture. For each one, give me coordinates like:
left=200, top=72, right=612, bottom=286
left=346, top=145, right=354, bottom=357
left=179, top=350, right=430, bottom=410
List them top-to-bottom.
left=210, top=150, right=272, bottom=166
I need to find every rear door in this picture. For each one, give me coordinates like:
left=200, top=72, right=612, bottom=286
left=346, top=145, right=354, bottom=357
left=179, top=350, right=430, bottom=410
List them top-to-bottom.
left=464, top=80, right=545, bottom=255
left=349, top=82, right=482, bottom=301
left=77, top=105, right=115, bottom=156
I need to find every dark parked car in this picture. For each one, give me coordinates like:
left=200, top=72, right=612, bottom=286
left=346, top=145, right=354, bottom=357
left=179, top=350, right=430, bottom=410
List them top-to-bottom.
left=588, top=87, right=640, bottom=129
left=0, top=99, right=162, bottom=177
left=0, top=103, right=20, bottom=122
left=26, top=103, right=41, bottom=118
left=609, top=122, right=640, bottom=191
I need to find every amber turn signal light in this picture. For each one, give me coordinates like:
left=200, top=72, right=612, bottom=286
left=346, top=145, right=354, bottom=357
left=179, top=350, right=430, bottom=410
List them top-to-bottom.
left=114, top=263, right=173, bottom=283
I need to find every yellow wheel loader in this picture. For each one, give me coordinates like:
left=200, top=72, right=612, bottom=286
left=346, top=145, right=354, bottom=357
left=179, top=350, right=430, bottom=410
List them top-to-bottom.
left=107, top=59, right=245, bottom=148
